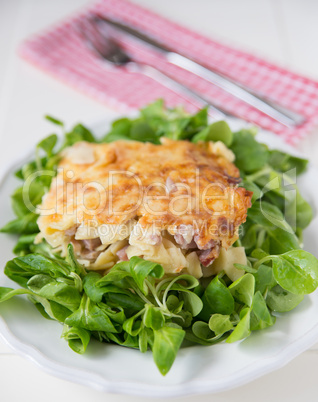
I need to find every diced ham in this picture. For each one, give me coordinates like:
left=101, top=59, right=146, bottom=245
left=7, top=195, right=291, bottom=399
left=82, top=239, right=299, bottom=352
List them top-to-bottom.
left=173, top=224, right=195, bottom=249
left=65, top=225, right=77, bottom=236
left=149, top=234, right=162, bottom=245
left=174, top=234, right=196, bottom=249
left=194, top=236, right=217, bottom=250
left=71, top=238, right=102, bottom=261
left=82, top=238, right=102, bottom=251
left=70, top=239, right=82, bottom=254
left=197, top=242, right=221, bottom=266
left=116, top=245, right=129, bottom=261
left=198, top=249, right=215, bottom=267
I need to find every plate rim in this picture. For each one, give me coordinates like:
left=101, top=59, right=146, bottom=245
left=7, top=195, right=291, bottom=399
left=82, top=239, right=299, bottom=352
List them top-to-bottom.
left=1, top=315, right=318, bottom=397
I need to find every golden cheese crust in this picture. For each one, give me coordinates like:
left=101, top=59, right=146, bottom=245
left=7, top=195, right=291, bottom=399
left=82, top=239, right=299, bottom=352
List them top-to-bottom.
left=37, top=139, right=252, bottom=271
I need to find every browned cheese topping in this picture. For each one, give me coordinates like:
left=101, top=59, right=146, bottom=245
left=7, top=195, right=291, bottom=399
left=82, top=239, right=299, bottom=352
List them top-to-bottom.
left=37, top=138, right=252, bottom=275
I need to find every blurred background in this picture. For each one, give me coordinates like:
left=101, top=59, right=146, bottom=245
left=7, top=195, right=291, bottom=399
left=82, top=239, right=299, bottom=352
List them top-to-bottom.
left=1, top=0, right=318, bottom=175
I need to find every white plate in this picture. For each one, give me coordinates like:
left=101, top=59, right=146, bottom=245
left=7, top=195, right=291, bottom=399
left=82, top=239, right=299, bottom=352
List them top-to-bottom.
left=0, top=120, right=317, bottom=397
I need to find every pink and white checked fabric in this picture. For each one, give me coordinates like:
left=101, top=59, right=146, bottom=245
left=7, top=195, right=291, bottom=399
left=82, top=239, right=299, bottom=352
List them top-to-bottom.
left=20, top=0, right=318, bottom=144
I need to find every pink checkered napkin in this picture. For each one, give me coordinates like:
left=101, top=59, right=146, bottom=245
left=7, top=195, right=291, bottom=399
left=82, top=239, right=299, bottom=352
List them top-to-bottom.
left=20, top=0, right=318, bottom=144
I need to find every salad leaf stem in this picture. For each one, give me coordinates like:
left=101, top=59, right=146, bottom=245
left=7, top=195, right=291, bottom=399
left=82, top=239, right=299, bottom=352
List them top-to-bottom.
left=144, top=279, right=164, bottom=308
left=129, top=280, right=151, bottom=305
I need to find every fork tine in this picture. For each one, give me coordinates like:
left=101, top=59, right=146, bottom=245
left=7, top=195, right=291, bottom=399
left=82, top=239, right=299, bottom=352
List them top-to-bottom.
left=78, top=16, right=131, bottom=65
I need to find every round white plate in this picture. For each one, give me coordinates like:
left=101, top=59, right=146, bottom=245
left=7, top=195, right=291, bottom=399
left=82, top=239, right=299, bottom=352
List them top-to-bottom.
left=0, top=120, right=317, bottom=397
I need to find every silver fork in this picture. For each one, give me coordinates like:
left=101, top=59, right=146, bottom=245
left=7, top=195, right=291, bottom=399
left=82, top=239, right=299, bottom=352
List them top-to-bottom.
left=93, top=15, right=305, bottom=128
left=77, top=18, right=249, bottom=121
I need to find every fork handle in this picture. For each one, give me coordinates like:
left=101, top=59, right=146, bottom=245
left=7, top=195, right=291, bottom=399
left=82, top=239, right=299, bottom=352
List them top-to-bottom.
left=96, top=16, right=304, bottom=127
left=167, top=53, right=305, bottom=127
left=130, top=63, right=232, bottom=121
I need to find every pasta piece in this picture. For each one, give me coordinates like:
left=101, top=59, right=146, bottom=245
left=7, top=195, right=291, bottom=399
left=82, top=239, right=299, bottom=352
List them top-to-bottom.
left=208, top=141, right=235, bottom=162
left=64, top=142, right=96, bottom=164
left=99, top=219, right=136, bottom=245
left=127, top=237, right=190, bottom=275
left=91, top=240, right=128, bottom=269
left=203, top=247, right=246, bottom=281
left=185, top=251, right=203, bottom=278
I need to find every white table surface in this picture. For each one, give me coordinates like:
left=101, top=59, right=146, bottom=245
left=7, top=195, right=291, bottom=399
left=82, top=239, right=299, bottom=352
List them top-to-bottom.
left=1, top=1, right=318, bottom=401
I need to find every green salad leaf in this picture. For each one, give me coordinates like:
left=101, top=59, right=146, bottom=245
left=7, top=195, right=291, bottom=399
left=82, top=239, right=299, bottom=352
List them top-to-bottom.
left=230, top=129, right=268, bottom=173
